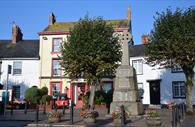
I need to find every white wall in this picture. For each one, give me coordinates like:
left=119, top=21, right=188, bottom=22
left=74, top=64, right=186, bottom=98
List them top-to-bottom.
left=130, top=56, right=195, bottom=105
left=0, top=59, right=39, bottom=99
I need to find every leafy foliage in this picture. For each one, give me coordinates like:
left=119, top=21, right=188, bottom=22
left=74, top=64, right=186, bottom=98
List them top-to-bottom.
left=145, top=7, right=195, bottom=112
left=145, top=8, right=195, bottom=69
left=61, top=16, right=122, bottom=84
left=61, top=16, right=122, bottom=109
left=24, top=86, right=50, bottom=105
left=24, top=86, right=41, bottom=104
left=40, top=87, right=48, bottom=96
left=41, top=95, right=52, bottom=105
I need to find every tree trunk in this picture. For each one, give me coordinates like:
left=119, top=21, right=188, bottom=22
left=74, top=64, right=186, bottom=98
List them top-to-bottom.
left=182, top=66, right=194, bottom=114
left=186, top=74, right=194, bottom=114
left=89, top=85, right=95, bottom=110
left=35, top=104, right=39, bottom=123
left=43, top=104, right=46, bottom=114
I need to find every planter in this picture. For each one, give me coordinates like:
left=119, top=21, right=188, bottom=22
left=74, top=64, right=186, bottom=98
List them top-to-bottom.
left=94, top=104, right=106, bottom=109
left=48, top=117, right=60, bottom=123
left=146, top=117, right=161, bottom=127
left=83, top=118, right=96, bottom=123
left=113, top=118, right=121, bottom=125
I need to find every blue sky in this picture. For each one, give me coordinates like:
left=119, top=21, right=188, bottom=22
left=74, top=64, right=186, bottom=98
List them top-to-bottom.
left=0, top=0, right=194, bottom=44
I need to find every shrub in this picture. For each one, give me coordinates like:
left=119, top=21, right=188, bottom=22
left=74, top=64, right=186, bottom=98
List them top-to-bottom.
left=94, top=90, right=106, bottom=105
left=41, top=95, right=52, bottom=105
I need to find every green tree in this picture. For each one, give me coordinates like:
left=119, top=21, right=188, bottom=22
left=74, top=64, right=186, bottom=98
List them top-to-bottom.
left=145, top=8, right=195, bottom=113
left=61, top=16, right=122, bottom=110
left=24, top=86, right=41, bottom=104
left=25, top=86, right=50, bottom=115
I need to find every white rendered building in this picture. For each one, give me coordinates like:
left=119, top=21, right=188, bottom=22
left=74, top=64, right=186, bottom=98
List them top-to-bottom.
left=0, top=24, right=39, bottom=99
left=129, top=39, right=195, bottom=105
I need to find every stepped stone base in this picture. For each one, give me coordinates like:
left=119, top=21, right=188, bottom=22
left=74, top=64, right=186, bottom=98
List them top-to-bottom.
left=110, top=101, right=143, bottom=115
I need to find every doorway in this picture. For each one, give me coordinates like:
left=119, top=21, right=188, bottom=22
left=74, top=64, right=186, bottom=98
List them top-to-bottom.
left=149, top=81, right=161, bottom=105
left=72, top=83, right=86, bottom=108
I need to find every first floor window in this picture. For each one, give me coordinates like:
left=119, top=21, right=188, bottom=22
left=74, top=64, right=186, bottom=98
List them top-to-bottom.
left=52, top=38, right=62, bottom=52
left=52, top=59, right=61, bottom=76
left=132, top=59, right=143, bottom=75
left=13, top=61, right=22, bottom=75
left=172, top=81, right=185, bottom=98
left=51, top=82, right=61, bottom=98
left=138, top=83, right=144, bottom=99
left=12, top=85, right=20, bottom=99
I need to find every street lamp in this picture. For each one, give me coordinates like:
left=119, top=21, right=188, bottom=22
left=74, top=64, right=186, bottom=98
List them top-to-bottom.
left=4, top=65, right=12, bottom=116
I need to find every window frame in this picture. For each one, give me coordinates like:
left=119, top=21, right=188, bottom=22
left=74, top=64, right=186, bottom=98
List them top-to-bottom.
left=52, top=38, right=62, bottom=53
left=51, top=58, right=61, bottom=77
left=132, top=59, right=143, bottom=75
left=13, top=61, right=22, bottom=75
left=171, top=65, right=183, bottom=73
left=50, top=81, right=62, bottom=99
left=102, top=81, right=113, bottom=93
left=172, top=81, right=186, bottom=98
left=137, top=83, right=144, bottom=99
left=12, top=85, right=20, bottom=99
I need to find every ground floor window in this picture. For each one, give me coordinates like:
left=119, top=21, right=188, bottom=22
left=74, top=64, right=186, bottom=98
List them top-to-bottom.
left=172, top=81, right=185, bottom=98
left=51, top=82, right=61, bottom=99
left=102, top=82, right=112, bottom=93
left=138, top=83, right=144, bottom=99
left=12, top=85, right=20, bottom=99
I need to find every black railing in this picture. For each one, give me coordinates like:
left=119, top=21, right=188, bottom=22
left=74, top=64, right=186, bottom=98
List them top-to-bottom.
left=172, top=103, right=186, bottom=127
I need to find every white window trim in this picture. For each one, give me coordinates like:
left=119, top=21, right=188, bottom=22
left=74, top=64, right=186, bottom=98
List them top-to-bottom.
left=132, top=59, right=143, bottom=75
left=13, top=61, right=22, bottom=75
left=172, top=81, right=186, bottom=98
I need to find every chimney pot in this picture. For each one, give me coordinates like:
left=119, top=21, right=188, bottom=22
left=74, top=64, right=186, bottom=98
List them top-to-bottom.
left=49, top=12, right=56, bottom=25
left=12, top=24, right=23, bottom=44
left=141, top=35, right=150, bottom=44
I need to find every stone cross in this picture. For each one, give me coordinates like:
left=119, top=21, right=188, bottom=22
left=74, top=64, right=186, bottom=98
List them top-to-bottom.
left=119, top=32, right=132, bottom=66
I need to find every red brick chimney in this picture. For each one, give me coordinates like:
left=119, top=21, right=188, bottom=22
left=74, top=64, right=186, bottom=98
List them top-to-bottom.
left=12, top=23, right=23, bottom=44
left=141, top=34, right=150, bottom=44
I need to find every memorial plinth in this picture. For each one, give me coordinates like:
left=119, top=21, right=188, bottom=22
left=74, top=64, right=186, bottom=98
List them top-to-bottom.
left=110, top=32, right=143, bottom=115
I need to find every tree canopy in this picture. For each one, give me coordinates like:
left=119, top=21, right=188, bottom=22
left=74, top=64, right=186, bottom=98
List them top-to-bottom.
left=145, top=8, right=195, bottom=113
left=61, top=16, right=122, bottom=83
left=61, top=16, right=122, bottom=109
left=24, top=86, right=49, bottom=105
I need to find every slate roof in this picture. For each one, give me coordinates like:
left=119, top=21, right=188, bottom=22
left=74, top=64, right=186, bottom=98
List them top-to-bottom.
left=43, top=19, right=129, bottom=32
left=0, top=40, right=39, bottom=59
left=129, top=44, right=145, bottom=57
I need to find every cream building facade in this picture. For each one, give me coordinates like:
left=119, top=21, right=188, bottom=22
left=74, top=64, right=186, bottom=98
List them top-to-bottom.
left=38, top=8, right=131, bottom=106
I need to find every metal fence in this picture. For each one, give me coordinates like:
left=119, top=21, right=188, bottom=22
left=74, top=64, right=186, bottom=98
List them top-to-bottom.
left=172, top=103, right=186, bottom=127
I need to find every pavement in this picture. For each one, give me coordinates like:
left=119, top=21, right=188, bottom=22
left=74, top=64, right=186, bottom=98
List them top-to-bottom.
left=0, top=108, right=194, bottom=127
